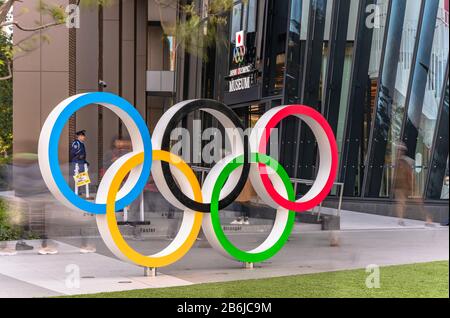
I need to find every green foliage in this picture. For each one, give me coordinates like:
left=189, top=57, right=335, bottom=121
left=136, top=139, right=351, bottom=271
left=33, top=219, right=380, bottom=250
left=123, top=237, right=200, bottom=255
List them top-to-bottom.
left=36, top=0, right=113, bottom=23
left=37, top=0, right=67, bottom=24
left=82, top=0, right=114, bottom=7
left=165, top=0, right=246, bottom=61
left=1, top=1, right=110, bottom=75
left=0, top=30, right=12, bottom=159
left=0, top=198, right=40, bottom=241
left=0, top=199, right=20, bottom=241
left=68, top=261, right=449, bottom=298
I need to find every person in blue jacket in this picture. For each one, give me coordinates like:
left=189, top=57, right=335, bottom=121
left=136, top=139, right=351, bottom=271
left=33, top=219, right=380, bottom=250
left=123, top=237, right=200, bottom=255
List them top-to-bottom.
left=70, top=130, right=89, bottom=196
left=70, top=130, right=89, bottom=171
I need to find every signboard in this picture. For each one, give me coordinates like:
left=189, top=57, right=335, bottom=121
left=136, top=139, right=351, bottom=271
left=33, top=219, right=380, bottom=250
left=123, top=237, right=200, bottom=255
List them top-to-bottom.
left=236, top=30, right=245, bottom=47
left=226, top=31, right=259, bottom=94
left=229, top=76, right=251, bottom=92
left=74, top=171, right=91, bottom=187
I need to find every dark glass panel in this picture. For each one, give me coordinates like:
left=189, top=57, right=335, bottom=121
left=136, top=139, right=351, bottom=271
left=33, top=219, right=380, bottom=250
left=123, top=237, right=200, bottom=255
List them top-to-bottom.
left=263, top=0, right=289, bottom=97
left=340, top=0, right=389, bottom=197
left=365, top=0, right=422, bottom=198
left=398, top=0, right=448, bottom=198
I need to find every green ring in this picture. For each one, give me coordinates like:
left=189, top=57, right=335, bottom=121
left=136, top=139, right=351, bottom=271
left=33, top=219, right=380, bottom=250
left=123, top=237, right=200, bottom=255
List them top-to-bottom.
left=210, top=153, right=296, bottom=263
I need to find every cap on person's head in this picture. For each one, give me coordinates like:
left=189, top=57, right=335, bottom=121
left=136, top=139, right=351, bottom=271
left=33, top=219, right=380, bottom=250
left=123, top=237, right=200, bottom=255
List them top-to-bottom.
left=76, top=130, right=86, bottom=137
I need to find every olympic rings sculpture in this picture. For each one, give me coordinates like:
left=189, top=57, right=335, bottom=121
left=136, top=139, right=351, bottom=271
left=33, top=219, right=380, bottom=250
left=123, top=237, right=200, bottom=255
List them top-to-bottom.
left=233, top=46, right=246, bottom=64
left=38, top=92, right=338, bottom=268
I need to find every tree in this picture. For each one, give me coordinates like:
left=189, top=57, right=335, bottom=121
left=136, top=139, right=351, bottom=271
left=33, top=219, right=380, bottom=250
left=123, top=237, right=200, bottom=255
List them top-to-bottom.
left=0, top=0, right=111, bottom=81
left=0, top=0, right=240, bottom=81
left=0, top=0, right=65, bottom=80
left=0, top=0, right=238, bottom=165
left=0, top=0, right=75, bottom=160
left=155, top=0, right=244, bottom=60
left=0, top=26, right=11, bottom=159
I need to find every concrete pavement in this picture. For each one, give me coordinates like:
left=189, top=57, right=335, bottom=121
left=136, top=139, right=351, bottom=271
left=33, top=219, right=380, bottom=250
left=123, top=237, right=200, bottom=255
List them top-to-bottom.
left=0, top=221, right=448, bottom=297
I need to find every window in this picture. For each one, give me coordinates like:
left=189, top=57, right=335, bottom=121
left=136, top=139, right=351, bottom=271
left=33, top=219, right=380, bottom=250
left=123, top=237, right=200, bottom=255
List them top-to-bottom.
left=228, top=0, right=259, bottom=84
left=247, top=0, right=257, bottom=33
left=263, top=0, right=289, bottom=97
left=340, top=0, right=389, bottom=197
left=408, top=0, right=449, bottom=198
left=376, top=1, right=423, bottom=198
left=231, top=3, right=243, bottom=45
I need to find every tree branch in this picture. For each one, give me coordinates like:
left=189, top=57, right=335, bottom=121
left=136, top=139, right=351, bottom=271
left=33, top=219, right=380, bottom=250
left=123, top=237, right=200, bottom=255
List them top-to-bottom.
left=0, top=0, right=19, bottom=25
left=0, top=20, right=63, bottom=32
left=0, top=61, right=12, bottom=81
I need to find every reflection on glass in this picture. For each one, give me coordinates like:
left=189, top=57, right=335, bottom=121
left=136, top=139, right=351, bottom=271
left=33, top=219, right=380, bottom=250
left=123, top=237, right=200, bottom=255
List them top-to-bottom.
left=247, top=0, right=257, bottom=33
left=263, top=0, right=289, bottom=96
left=285, top=0, right=304, bottom=103
left=319, top=0, right=334, bottom=103
left=327, top=0, right=356, bottom=196
left=354, top=0, right=388, bottom=195
left=367, top=0, right=388, bottom=113
left=379, top=0, right=422, bottom=197
left=412, top=0, right=449, bottom=198
left=231, top=3, right=243, bottom=45
left=166, top=35, right=176, bottom=72
left=336, top=45, right=354, bottom=166
left=274, top=54, right=286, bottom=92
left=234, top=103, right=265, bottom=129
left=442, top=158, right=449, bottom=199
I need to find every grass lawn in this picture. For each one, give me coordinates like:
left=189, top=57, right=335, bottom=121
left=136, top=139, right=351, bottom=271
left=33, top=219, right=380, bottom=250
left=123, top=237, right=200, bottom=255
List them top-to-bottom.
left=71, top=261, right=448, bottom=298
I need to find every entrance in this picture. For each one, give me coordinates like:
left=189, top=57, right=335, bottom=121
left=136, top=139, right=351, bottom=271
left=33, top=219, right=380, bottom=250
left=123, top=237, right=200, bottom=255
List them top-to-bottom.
left=231, top=98, right=282, bottom=129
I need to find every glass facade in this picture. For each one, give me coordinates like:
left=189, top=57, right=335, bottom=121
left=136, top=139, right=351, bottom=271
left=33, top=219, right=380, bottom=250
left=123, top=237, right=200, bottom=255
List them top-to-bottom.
left=220, top=0, right=449, bottom=203
left=263, top=0, right=289, bottom=97
left=284, top=0, right=304, bottom=104
left=339, top=0, right=388, bottom=196
left=374, top=0, right=423, bottom=198
left=411, top=0, right=449, bottom=198
left=3, top=1, right=448, bottom=293
left=4, top=1, right=447, bottom=247
left=427, top=74, right=449, bottom=200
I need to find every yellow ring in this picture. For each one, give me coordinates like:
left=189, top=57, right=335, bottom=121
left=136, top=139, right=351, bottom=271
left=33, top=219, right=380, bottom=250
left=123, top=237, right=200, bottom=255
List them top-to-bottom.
left=105, top=150, right=203, bottom=267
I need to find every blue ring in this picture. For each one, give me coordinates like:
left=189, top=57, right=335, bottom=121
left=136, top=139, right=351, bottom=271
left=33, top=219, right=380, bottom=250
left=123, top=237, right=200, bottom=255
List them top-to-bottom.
left=48, top=92, right=152, bottom=214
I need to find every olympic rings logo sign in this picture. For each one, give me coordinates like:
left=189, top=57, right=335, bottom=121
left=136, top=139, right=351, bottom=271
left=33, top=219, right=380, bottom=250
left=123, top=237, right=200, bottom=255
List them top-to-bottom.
left=233, top=46, right=246, bottom=64
left=38, top=92, right=338, bottom=268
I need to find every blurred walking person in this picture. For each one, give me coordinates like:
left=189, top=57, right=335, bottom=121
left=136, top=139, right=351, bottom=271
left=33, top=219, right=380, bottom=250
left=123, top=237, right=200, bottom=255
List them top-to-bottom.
left=70, top=130, right=96, bottom=254
left=393, top=142, right=434, bottom=227
left=12, top=152, right=57, bottom=255
left=231, top=180, right=256, bottom=225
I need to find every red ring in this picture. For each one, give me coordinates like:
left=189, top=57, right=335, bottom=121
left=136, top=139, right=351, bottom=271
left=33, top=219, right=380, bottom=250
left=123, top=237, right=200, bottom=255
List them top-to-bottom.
left=258, top=105, right=338, bottom=212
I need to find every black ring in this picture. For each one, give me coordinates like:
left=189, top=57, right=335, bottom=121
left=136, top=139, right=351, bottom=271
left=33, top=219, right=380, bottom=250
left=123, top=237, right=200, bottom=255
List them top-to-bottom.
left=160, top=99, right=250, bottom=213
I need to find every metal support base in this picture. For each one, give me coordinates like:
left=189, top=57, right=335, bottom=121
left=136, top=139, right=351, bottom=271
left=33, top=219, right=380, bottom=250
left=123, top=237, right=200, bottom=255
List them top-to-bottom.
left=244, top=262, right=254, bottom=270
left=144, top=267, right=157, bottom=277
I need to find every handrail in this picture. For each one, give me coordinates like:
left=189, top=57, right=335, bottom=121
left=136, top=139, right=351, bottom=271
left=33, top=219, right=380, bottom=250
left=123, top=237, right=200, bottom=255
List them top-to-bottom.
left=191, top=166, right=344, bottom=218
left=290, top=178, right=344, bottom=219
